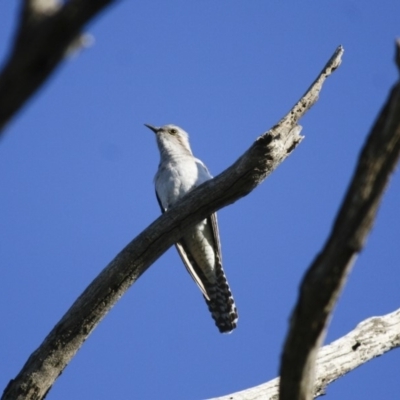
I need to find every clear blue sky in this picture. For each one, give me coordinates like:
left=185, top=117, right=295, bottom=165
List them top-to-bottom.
left=1, top=1, right=399, bottom=399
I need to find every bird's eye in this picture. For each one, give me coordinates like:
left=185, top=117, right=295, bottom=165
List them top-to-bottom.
left=169, top=129, right=177, bottom=135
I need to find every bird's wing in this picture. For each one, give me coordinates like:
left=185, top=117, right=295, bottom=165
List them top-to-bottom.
left=155, top=189, right=166, bottom=213
left=155, top=190, right=210, bottom=300
left=209, top=212, right=222, bottom=260
left=175, top=213, right=222, bottom=302
left=175, top=241, right=210, bottom=300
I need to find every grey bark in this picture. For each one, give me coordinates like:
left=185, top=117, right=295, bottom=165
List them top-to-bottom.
left=278, top=40, right=400, bottom=400
left=1, top=41, right=343, bottom=400
left=211, top=308, right=400, bottom=400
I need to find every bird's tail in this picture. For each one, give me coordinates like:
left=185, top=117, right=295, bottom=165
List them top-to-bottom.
left=175, top=239, right=238, bottom=333
left=204, top=266, right=238, bottom=333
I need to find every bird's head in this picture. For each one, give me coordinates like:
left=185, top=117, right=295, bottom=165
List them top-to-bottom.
left=145, top=124, right=193, bottom=157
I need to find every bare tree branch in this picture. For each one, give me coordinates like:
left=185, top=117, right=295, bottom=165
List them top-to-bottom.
left=0, top=0, right=117, bottom=133
left=278, top=40, right=400, bottom=400
left=1, top=47, right=342, bottom=400
left=211, top=308, right=400, bottom=400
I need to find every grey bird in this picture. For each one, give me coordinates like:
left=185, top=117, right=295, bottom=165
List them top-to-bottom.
left=145, top=123, right=238, bottom=333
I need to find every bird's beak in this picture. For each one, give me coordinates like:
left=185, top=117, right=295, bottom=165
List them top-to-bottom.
left=144, top=124, right=159, bottom=134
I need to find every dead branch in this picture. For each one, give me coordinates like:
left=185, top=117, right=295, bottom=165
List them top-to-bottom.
left=0, top=0, right=116, bottom=133
left=278, top=40, right=400, bottom=400
left=1, top=46, right=343, bottom=400
left=211, top=308, right=400, bottom=400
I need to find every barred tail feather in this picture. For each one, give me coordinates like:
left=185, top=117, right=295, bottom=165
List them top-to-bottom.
left=175, top=213, right=239, bottom=333
left=175, top=240, right=239, bottom=333
left=204, top=267, right=238, bottom=333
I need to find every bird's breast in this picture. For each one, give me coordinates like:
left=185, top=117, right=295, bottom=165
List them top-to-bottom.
left=155, top=158, right=202, bottom=209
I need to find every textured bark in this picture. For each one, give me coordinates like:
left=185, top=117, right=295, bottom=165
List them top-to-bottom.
left=0, top=0, right=116, bottom=133
left=278, top=40, right=400, bottom=400
left=1, top=45, right=343, bottom=400
left=211, top=308, right=400, bottom=400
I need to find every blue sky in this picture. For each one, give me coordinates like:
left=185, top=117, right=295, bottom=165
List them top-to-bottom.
left=1, top=1, right=399, bottom=399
